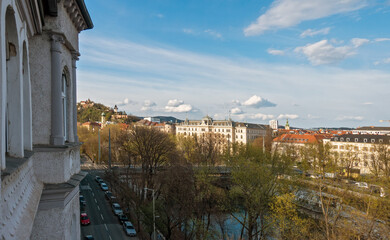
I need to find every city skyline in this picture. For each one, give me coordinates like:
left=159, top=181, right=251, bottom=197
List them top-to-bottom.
left=78, top=0, right=390, bottom=128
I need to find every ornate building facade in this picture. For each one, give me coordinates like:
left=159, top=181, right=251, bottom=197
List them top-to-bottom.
left=0, top=0, right=92, bottom=239
left=176, top=116, right=268, bottom=144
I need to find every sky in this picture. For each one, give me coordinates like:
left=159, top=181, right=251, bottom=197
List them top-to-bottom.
left=78, top=0, right=390, bottom=128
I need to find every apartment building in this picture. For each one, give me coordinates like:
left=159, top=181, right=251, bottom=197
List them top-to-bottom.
left=0, top=0, right=92, bottom=239
left=176, top=116, right=268, bottom=144
left=324, top=134, right=390, bottom=175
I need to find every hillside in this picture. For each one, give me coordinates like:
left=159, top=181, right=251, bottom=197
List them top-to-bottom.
left=77, top=101, right=140, bottom=123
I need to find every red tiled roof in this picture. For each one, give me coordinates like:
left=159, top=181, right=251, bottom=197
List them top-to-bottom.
left=273, top=134, right=323, bottom=144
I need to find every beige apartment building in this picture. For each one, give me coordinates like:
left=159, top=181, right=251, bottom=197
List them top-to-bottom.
left=176, top=116, right=268, bottom=144
left=324, top=134, right=390, bottom=175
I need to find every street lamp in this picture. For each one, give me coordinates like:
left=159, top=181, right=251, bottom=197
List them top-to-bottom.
left=144, top=187, right=156, bottom=240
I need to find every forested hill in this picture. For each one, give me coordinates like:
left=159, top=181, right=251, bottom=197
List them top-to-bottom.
left=77, top=101, right=140, bottom=123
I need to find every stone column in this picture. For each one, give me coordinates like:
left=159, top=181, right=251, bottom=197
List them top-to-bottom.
left=50, top=34, right=65, bottom=145
left=71, top=52, right=79, bottom=142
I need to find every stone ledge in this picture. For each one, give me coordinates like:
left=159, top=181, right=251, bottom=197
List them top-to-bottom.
left=33, top=142, right=82, bottom=152
left=1, top=150, right=34, bottom=181
left=38, top=171, right=87, bottom=210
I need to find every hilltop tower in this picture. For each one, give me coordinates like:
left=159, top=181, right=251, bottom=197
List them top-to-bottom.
left=285, top=119, right=290, bottom=130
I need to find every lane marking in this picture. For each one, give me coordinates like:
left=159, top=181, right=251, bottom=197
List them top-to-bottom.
left=92, top=192, right=94, bottom=197
left=94, top=199, right=97, bottom=203
left=97, top=205, right=100, bottom=211
left=101, top=214, right=104, bottom=220
left=104, top=224, right=108, bottom=231
left=109, top=235, right=112, bottom=240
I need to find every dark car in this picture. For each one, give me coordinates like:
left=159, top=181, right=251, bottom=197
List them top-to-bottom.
left=95, top=176, right=103, bottom=184
left=105, top=191, right=113, bottom=200
left=79, top=195, right=86, bottom=206
left=118, top=214, right=129, bottom=223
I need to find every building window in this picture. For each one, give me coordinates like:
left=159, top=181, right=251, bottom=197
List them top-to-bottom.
left=62, top=73, right=68, bottom=141
left=340, top=138, right=344, bottom=141
left=346, top=138, right=350, bottom=142
left=355, top=138, right=358, bottom=142
left=363, top=138, right=367, bottom=143
left=371, top=139, right=375, bottom=143
left=379, top=139, right=383, bottom=143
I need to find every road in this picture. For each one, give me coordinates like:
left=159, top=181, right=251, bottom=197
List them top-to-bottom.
left=80, top=170, right=137, bottom=240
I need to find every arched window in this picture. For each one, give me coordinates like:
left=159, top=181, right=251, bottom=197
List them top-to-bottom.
left=4, top=7, right=23, bottom=160
left=62, top=72, right=68, bottom=141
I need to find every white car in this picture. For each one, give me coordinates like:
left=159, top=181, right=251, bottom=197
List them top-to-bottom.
left=100, top=182, right=108, bottom=191
left=355, top=182, right=369, bottom=189
left=112, top=203, right=123, bottom=216
left=123, top=221, right=137, bottom=237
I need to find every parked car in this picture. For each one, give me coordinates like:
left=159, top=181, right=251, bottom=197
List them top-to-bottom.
left=95, top=176, right=102, bottom=183
left=100, top=182, right=109, bottom=191
left=355, top=182, right=369, bottom=189
left=370, top=185, right=387, bottom=197
left=105, top=191, right=113, bottom=200
left=79, top=195, right=86, bottom=206
left=109, top=196, right=117, bottom=203
left=112, top=203, right=123, bottom=216
left=80, top=213, right=90, bottom=225
left=118, top=214, right=129, bottom=223
left=123, top=221, right=137, bottom=237
left=84, top=235, right=94, bottom=240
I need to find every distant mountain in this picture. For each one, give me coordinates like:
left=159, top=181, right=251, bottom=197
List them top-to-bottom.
left=143, top=116, right=184, bottom=123
left=309, top=127, right=355, bottom=130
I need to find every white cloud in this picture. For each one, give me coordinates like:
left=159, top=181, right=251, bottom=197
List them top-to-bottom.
left=244, top=0, right=367, bottom=36
left=300, top=27, right=331, bottom=38
left=183, top=28, right=195, bottom=34
left=204, top=29, right=223, bottom=39
left=351, top=38, right=370, bottom=48
left=374, top=38, right=390, bottom=42
left=295, top=40, right=356, bottom=65
left=267, top=49, right=285, bottom=56
left=374, top=58, right=390, bottom=65
left=242, top=95, right=277, bottom=108
left=116, top=97, right=136, bottom=106
left=165, top=99, right=193, bottom=113
left=167, top=99, right=184, bottom=107
left=141, top=100, right=156, bottom=111
left=232, top=100, right=241, bottom=105
left=362, top=102, right=373, bottom=105
left=165, top=104, right=192, bottom=113
left=231, top=107, right=243, bottom=114
left=249, top=113, right=275, bottom=120
left=277, top=114, right=299, bottom=120
left=307, top=114, right=320, bottom=119
left=336, top=116, right=364, bottom=121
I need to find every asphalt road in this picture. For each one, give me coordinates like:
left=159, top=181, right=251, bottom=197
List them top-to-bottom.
left=80, top=171, right=138, bottom=240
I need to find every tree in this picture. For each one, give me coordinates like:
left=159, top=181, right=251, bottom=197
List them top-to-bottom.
left=124, top=126, right=176, bottom=189
left=372, top=143, right=390, bottom=179
left=225, top=144, right=292, bottom=240
left=339, top=145, right=360, bottom=178
left=269, top=193, right=311, bottom=240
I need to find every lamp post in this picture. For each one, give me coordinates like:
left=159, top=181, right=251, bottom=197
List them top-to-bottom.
left=144, top=188, right=156, bottom=240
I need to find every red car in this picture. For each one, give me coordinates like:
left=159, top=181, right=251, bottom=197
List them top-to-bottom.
left=80, top=213, right=90, bottom=225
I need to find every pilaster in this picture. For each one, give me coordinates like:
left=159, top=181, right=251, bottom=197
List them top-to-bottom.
left=50, top=34, right=65, bottom=145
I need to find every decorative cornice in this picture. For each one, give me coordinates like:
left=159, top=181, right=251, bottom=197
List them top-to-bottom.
left=63, top=0, right=93, bottom=32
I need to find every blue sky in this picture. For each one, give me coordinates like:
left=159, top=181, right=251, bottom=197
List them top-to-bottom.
left=78, top=0, right=390, bottom=128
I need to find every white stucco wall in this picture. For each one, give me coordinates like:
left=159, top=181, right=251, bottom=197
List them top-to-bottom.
left=33, top=146, right=80, bottom=184
left=0, top=156, right=44, bottom=240
left=30, top=190, right=80, bottom=240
